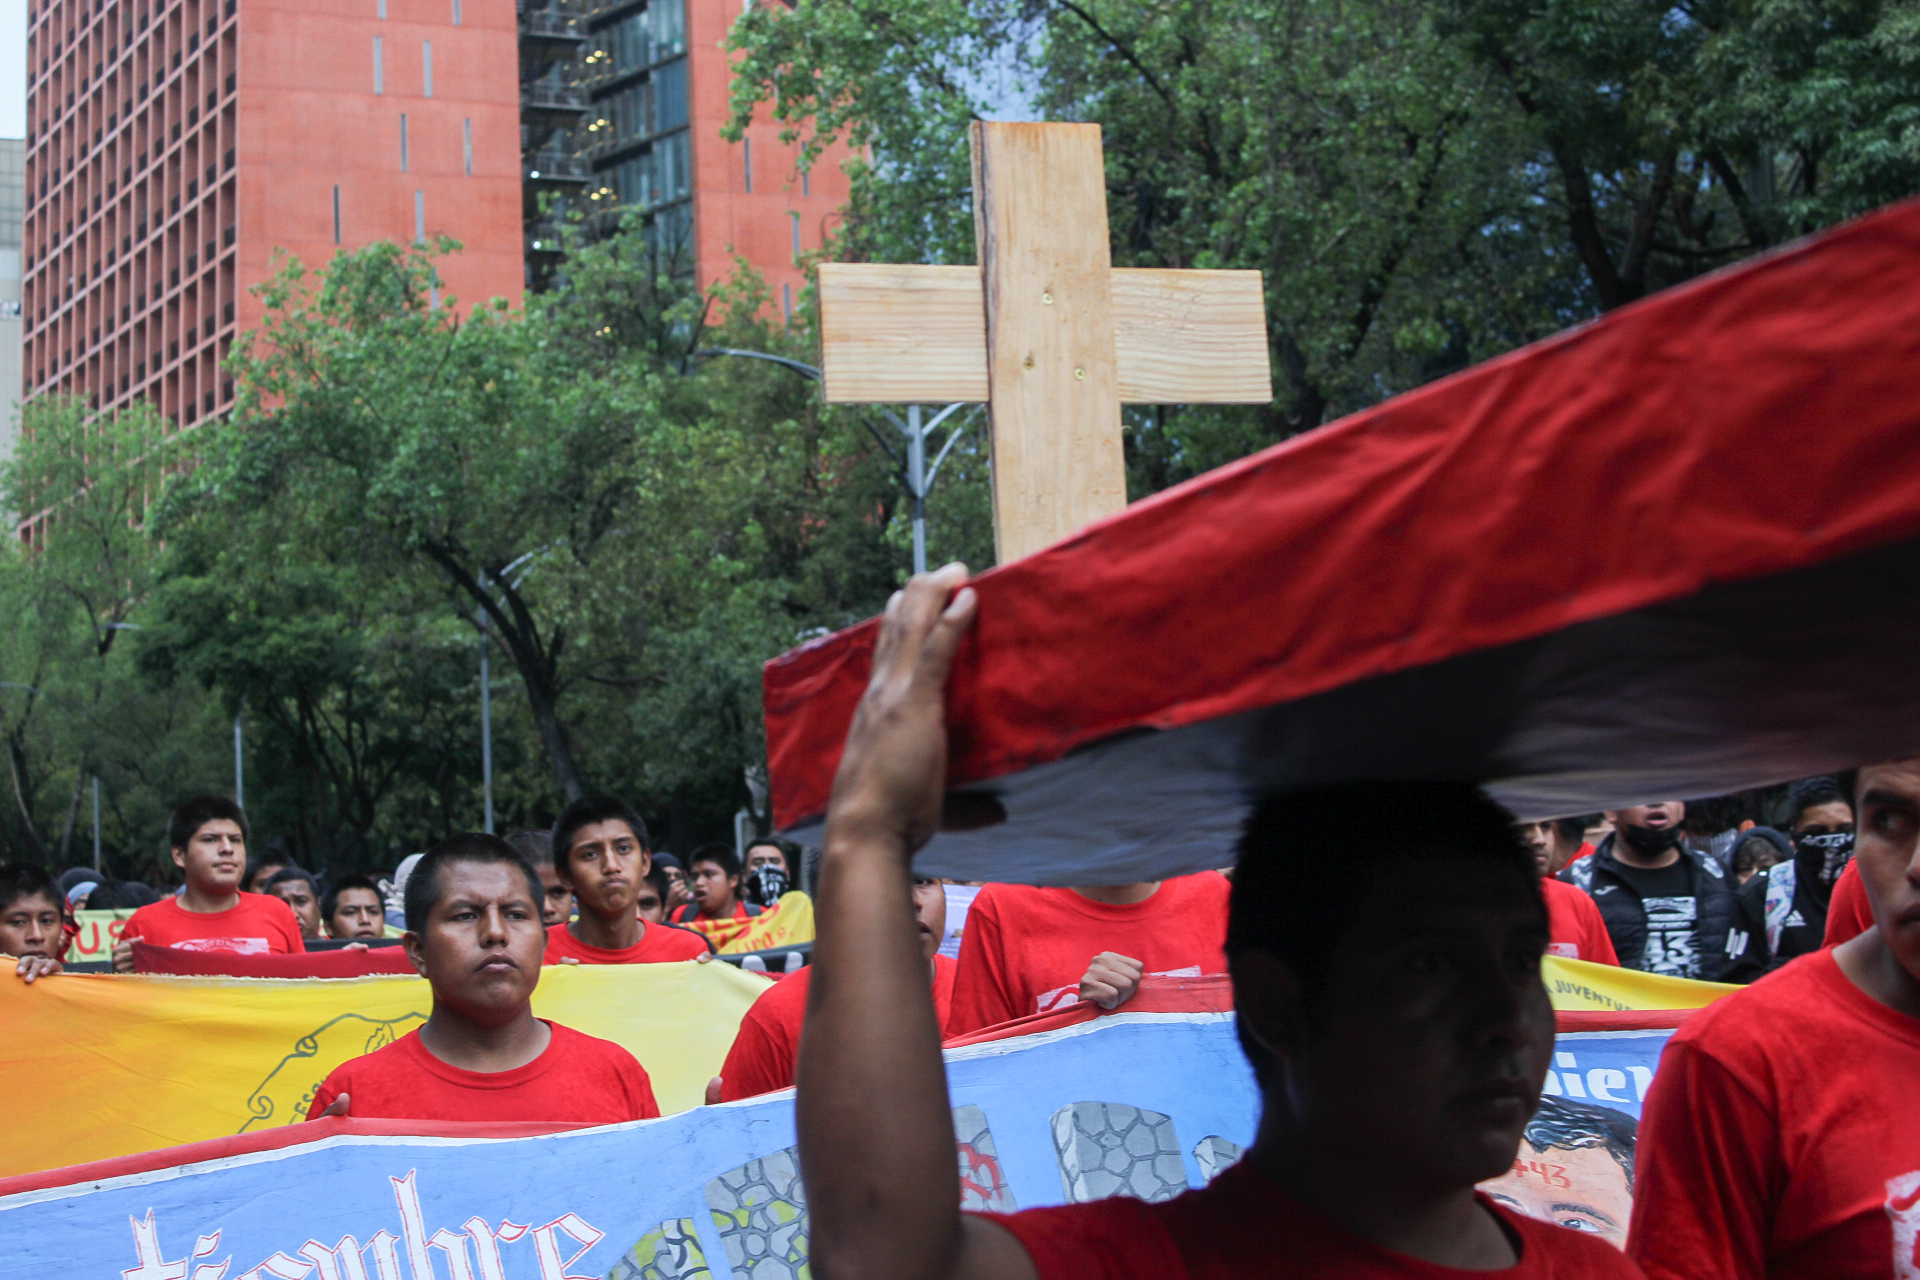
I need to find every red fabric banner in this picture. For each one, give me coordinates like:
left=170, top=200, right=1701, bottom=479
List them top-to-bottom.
left=131, top=940, right=417, bottom=978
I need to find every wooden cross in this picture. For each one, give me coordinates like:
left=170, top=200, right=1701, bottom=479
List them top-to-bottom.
left=817, top=122, right=1273, bottom=563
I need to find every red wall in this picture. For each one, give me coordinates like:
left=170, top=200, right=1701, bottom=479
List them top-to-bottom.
left=237, top=0, right=525, bottom=332
left=685, top=0, right=854, bottom=319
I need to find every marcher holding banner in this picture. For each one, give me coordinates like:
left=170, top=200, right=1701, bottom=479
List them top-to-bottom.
left=796, top=567, right=1637, bottom=1280
left=1629, top=758, right=1920, bottom=1277
left=114, top=796, right=304, bottom=970
left=311, top=833, right=661, bottom=1124
left=0, top=864, right=69, bottom=983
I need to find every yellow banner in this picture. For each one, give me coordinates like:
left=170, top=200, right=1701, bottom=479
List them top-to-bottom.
left=683, top=890, right=816, bottom=954
left=1543, top=955, right=1737, bottom=1012
left=0, top=959, right=773, bottom=1179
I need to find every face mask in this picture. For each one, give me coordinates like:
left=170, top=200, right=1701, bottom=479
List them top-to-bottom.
left=1618, top=822, right=1681, bottom=856
left=1794, top=829, right=1854, bottom=884
left=745, top=863, right=790, bottom=907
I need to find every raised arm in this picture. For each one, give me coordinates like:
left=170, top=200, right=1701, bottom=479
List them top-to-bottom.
left=797, top=566, right=1035, bottom=1280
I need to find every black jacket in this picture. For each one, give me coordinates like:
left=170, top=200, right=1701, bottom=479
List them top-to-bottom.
left=1559, top=835, right=1738, bottom=981
left=1724, top=836, right=1841, bottom=983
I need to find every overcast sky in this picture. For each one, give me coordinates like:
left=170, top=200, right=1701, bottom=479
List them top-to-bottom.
left=0, top=0, right=22, bottom=138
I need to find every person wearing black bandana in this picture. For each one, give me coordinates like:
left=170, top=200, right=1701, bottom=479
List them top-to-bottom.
left=1722, top=777, right=1856, bottom=982
left=1560, top=801, right=1737, bottom=979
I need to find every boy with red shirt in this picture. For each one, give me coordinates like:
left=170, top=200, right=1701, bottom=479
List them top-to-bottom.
left=797, top=568, right=1637, bottom=1280
left=1629, top=757, right=1920, bottom=1277
left=114, top=795, right=304, bottom=971
left=541, top=795, right=710, bottom=965
left=1520, top=821, right=1619, bottom=965
left=311, top=832, right=658, bottom=1124
left=675, top=845, right=758, bottom=924
left=1, top=863, right=71, bottom=983
left=948, top=872, right=1230, bottom=1033
left=716, top=876, right=958, bottom=1102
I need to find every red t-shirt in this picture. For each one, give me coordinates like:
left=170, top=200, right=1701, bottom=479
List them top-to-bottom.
left=1824, top=858, right=1873, bottom=946
left=949, top=874, right=1230, bottom=1034
left=1541, top=878, right=1619, bottom=966
left=124, top=892, right=306, bottom=956
left=542, top=920, right=711, bottom=965
left=1628, top=949, right=1920, bottom=1278
left=719, top=955, right=959, bottom=1101
left=309, top=1021, right=659, bottom=1123
left=986, top=1161, right=1639, bottom=1279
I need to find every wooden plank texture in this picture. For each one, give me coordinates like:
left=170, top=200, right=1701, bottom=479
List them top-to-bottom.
left=973, top=121, right=1128, bottom=563
left=819, top=264, right=1271, bottom=405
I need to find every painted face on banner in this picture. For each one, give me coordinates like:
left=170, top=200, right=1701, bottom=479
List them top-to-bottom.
left=406, top=859, right=546, bottom=1019
left=1482, top=1141, right=1634, bottom=1245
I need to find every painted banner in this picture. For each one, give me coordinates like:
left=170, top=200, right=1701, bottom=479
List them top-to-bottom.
left=682, top=892, right=816, bottom=955
left=69, top=907, right=139, bottom=962
left=0, top=960, right=772, bottom=1178
left=0, top=1006, right=1692, bottom=1275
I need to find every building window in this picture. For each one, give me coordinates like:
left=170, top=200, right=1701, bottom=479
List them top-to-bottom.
left=378, top=0, right=387, bottom=16
left=452, top=0, right=462, bottom=22
left=373, top=36, right=384, bottom=93
left=422, top=41, right=433, bottom=97
left=399, top=114, right=408, bottom=170
left=463, top=118, right=472, bottom=175
left=743, top=137, right=751, bottom=193
left=802, top=167, right=810, bottom=198
left=332, top=184, right=341, bottom=243
left=414, top=191, right=425, bottom=244
left=790, top=210, right=800, bottom=257
left=782, top=282, right=791, bottom=320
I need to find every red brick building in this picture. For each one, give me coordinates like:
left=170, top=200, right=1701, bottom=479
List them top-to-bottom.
left=23, top=0, right=852, bottom=432
left=24, top=0, right=526, bottom=426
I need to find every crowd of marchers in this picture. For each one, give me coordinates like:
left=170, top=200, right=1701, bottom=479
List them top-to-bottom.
left=0, top=578, right=1903, bottom=1280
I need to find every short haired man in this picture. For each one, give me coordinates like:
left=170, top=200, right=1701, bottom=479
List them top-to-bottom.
left=797, top=568, right=1636, bottom=1280
left=1629, top=758, right=1920, bottom=1275
left=1723, top=777, right=1855, bottom=981
left=543, top=795, right=710, bottom=965
left=115, top=796, right=304, bottom=971
left=1559, top=801, right=1735, bottom=980
left=1518, top=818, right=1594, bottom=877
left=1519, top=822, right=1619, bottom=966
left=506, top=830, right=572, bottom=927
left=310, top=833, right=659, bottom=1123
left=745, top=841, right=792, bottom=879
left=675, top=845, right=759, bottom=924
left=653, top=853, right=692, bottom=916
left=243, top=854, right=289, bottom=895
left=1, top=863, right=70, bottom=983
left=264, top=866, right=324, bottom=940
left=635, top=868, right=669, bottom=925
left=324, top=873, right=387, bottom=940
left=716, top=876, right=956, bottom=1102
left=1482, top=1096, right=1637, bottom=1247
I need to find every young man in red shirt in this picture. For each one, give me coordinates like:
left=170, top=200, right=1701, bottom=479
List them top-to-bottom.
left=798, top=567, right=1637, bottom=1280
left=1628, top=757, right=1920, bottom=1277
left=541, top=795, right=710, bottom=965
left=114, top=796, right=305, bottom=970
left=1519, top=821, right=1619, bottom=966
left=311, top=832, right=659, bottom=1124
left=675, top=845, right=758, bottom=924
left=1, top=863, right=70, bottom=983
left=948, top=869, right=1230, bottom=1033
left=715, top=875, right=957, bottom=1102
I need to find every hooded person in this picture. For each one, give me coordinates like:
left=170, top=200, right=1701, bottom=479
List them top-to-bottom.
left=1723, top=779, right=1855, bottom=982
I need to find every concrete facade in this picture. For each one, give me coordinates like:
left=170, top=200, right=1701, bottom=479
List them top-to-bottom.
left=23, top=0, right=526, bottom=427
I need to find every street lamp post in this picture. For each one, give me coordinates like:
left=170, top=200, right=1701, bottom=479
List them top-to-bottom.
left=693, top=348, right=975, bottom=574
left=479, top=626, right=494, bottom=835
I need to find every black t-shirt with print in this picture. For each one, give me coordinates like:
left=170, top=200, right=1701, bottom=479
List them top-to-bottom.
left=1611, top=858, right=1700, bottom=977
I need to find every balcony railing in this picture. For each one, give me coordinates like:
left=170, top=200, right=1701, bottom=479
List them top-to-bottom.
left=524, top=150, right=590, bottom=182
